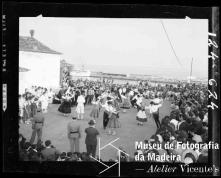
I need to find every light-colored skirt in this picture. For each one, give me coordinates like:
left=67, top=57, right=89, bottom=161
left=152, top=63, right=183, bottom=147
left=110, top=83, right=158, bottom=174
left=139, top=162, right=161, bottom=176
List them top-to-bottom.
left=76, top=104, right=84, bottom=114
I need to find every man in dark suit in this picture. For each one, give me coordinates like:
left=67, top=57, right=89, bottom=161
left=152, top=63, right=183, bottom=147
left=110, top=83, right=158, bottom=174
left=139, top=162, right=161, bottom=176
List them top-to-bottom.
left=30, top=108, right=45, bottom=145
left=67, top=116, right=81, bottom=153
left=85, top=120, right=99, bottom=157
left=41, top=140, right=60, bottom=161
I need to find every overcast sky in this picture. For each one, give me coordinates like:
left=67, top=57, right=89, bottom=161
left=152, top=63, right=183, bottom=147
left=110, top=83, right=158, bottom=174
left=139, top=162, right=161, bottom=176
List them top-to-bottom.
left=19, top=17, right=208, bottom=79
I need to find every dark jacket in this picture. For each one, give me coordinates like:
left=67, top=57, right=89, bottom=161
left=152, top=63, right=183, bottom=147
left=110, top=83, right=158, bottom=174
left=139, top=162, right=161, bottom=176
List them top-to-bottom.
left=85, top=127, right=99, bottom=145
left=41, top=147, right=60, bottom=161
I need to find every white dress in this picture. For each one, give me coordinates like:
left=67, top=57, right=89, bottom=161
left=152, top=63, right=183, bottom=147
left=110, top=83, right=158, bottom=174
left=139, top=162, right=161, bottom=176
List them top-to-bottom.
left=47, top=91, right=55, bottom=104
left=39, top=94, right=49, bottom=112
left=76, top=95, right=85, bottom=114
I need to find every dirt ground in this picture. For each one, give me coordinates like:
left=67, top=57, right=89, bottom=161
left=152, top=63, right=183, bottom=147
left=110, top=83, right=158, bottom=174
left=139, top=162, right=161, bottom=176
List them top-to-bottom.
left=19, top=99, right=171, bottom=161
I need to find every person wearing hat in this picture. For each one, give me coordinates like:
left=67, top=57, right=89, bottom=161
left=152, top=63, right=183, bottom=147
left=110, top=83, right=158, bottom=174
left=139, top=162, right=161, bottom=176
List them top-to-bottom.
left=30, top=107, right=45, bottom=145
left=67, top=117, right=82, bottom=153
left=85, top=120, right=99, bottom=158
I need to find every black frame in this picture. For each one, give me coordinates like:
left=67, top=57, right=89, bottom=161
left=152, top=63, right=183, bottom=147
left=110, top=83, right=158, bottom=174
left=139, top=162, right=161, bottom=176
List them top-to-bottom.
left=2, top=2, right=220, bottom=176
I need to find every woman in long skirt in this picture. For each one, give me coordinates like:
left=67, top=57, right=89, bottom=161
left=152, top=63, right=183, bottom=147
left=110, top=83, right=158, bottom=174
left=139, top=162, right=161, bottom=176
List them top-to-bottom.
left=40, top=93, right=49, bottom=113
left=120, top=93, right=131, bottom=113
left=121, top=93, right=131, bottom=108
left=58, top=95, right=72, bottom=117
left=90, top=97, right=101, bottom=119
left=103, top=110, right=110, bottom=130
left=107, top=111, right=120, bottom=135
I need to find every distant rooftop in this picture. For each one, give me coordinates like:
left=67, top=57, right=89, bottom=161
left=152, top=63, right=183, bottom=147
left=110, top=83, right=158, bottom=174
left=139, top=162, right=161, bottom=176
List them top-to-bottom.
left=19, top=35, right=62, bottom=55
left=19, top=66, right=30, bottom=72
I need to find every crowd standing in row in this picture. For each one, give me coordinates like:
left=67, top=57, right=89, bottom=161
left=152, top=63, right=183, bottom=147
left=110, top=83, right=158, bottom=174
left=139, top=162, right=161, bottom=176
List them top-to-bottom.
left=19, top=79, right=208, bottom=163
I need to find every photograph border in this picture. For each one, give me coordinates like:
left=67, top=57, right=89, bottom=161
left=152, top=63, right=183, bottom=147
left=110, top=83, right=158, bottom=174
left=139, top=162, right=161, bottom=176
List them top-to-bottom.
left=2, top=2, right=220, bottom=176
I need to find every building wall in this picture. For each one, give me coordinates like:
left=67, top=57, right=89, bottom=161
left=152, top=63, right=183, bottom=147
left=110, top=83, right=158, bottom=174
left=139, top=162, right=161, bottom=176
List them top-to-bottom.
left=19, top=51, right=61, bottom=92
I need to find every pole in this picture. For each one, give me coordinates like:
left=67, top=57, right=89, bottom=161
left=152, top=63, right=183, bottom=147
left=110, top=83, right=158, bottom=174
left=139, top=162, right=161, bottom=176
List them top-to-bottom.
left=190, top=58, right=193, bottom=83
left=118, top=150, right=120, bottom=177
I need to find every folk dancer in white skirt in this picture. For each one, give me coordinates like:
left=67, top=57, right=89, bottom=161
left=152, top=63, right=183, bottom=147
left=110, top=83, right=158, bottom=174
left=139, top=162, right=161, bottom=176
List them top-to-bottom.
left=76, top=91, right=86, bottom=120
left=120, top=92, right=131, bottom=113
left=136, top=106, right=147, bottom=126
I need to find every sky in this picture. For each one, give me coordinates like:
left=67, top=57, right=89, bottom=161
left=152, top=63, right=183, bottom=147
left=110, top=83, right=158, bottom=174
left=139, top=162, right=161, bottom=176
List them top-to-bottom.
left=19, top=17, right=208, bottom=80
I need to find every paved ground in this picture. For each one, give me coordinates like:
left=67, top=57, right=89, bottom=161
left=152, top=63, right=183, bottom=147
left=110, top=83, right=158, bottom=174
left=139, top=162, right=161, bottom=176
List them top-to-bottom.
left=19, top=100, right=171, bottom=161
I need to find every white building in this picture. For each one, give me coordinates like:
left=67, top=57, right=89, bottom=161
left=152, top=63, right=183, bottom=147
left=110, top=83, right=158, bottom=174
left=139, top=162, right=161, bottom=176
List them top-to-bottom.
left=19, top=32, right=62, bottom=94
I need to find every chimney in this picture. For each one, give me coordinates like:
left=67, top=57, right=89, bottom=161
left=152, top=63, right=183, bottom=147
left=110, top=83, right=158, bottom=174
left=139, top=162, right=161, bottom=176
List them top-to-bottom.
left=30, top=29, right=34, bottom=38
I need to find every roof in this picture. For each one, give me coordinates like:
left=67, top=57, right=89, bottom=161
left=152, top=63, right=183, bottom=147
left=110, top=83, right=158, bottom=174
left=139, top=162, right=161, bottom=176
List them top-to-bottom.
left=19, top=36, right=62, bottom=55
left=19, top=67, right=30, bottom=72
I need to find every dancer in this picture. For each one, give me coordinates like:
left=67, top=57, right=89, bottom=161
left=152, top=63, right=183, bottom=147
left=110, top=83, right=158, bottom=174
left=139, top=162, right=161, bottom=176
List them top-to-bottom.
left=48, top=88, right=55, bottom=104
left=58, top=89, right=72, bottom=117
left=39, top=90, right=49, bottom=113
left=76, top=91, right=85, bottom=120
left=120, top=92, right=131, bottom=113
left=90, top=96, right=101, bottom=120
left=102, top=100, right=112, bottom=130
left=147, top=100, right=163, bottom=129
left=106, top=102, right=120, bottom=135
left=136, top=106, right=147, bottom=126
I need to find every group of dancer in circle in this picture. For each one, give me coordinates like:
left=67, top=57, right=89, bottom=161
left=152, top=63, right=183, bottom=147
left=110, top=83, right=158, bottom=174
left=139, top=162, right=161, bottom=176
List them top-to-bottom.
left=55, top=80, right=165, bottom=135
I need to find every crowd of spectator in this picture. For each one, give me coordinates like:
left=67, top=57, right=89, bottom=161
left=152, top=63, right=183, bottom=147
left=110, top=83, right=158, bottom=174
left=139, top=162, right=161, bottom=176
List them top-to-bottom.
left=19, top=134, right=131, bottom=162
